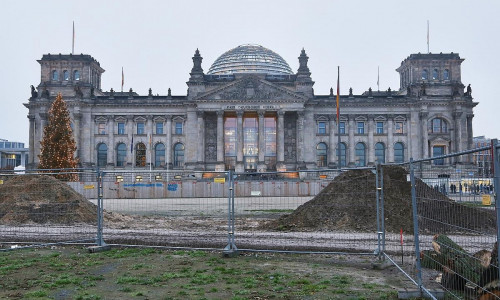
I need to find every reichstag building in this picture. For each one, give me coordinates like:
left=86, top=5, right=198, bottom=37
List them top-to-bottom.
left=25, top=44, right=476, bottom=172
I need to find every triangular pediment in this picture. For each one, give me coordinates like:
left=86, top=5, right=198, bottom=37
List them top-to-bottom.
left=194, top=76, right=308, bottom=101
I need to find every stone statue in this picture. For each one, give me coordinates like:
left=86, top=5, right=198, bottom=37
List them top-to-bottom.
left=466, top=84, right=472, bottom=96
left=30, top=85, right=38, bottom=98
left=90, top=86, right=95, bottom=98
left=330, top=87, right=333, bottom=97
left=349, top=87, right=353, bottom=96
left=368, top=87, right=372, bottom=97
left=387, top=87, right=392, bottom=94
left=110, top=88, right=114, bottom=97
left=129, top=88, right=133, bottom=97
left=148, top=88, right=153, bottom=97
left=168, top=88, right=172, bottom=97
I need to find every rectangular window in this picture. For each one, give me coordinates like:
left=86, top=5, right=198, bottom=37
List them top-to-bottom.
left=318, top=121, right=326, bottom=134
left=395, top=121, right=404, bottom=134
left=117, top=122, right=125, bottom=135
left=155, top=122, right=163, bottom=134
left=175, top=122, right=183, bottom=135
left=339, top=122, right=346, bottom=134
left=357, top=122, right=365, bottom=134
left=376, top=122, right=384, bottom=134
left=98, top=123, right=106, bottom=135
left=137, top=123, right=145, bottom=135
left=433, top=146, right=445, bottom=165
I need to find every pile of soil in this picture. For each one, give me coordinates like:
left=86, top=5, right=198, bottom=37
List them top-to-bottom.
left=265, top=166, right=496, bottom=234
left=0, top=175, right=110, bottom=225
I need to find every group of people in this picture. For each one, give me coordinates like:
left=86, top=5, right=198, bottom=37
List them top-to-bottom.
left=449, top=182, right=494, bottom=195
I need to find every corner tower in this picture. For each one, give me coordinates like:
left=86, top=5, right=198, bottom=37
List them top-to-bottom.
left=36, top=53, right=105, bottom=99
left=396, top=53, right=464, bottom=97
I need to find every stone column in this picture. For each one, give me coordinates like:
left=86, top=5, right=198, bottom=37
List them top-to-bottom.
left=73, top=110, right=81, bottom=161
left=197, top=111, right=205, bottom=164
left=216, top=111, right=224, bottom=164
left=236, top=111, right=244, bottom=171
left=258, top=111, right=265, bottom=169
left=277, top=111, right=285, bottom=163
left=296, top=111, right=305, bottom=166
left=38, top=112, right=47, bottom=165
left=420, top=112, right=429, bottom=158
left=453, top=112, right=463, bottom=163
left=28, top=114, right=35, bottom=166
left=466, top=114, right=474, bottom=163
left=107, top=115, right=115, bottom=166
left=147, top=115, right=154, bottom=167
left=166, top=115, right=172, bottom=168
left=328, top=115, right=336, bottom=167
left=406, top=115, right=412, bottom=159
left=127, top=116, right=134, bottom=166
left=387, top=116, right=394, bottom=163
left=348, top=117, right=355, bottom=165
left=368, top=117, right=375, bottom=164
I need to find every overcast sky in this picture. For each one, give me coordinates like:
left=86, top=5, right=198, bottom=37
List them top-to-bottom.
left=1, top=0, right=499, bottom=145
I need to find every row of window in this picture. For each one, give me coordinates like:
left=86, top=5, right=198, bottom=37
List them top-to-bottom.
left=421, top=68, right=450, bottom=81
left=52, top=70, right=80, bottom=81
left=317, top=117, right=449, bottom=135
left=97, top=121, right=184, bottom=135
left=317, top=121, right=405, bottom=135
left=97, top=142, right=185, bottom=168
left=315, top=142, right=406, bottom=167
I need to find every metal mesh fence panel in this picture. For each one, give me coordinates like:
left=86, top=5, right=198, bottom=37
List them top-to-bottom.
left=384, top=145, right=498, bottom=299
left=232, top=168, right=381, bottom=254
left=0, top=169, right=98, bottom=249
left=99, top=170, right=230, bottom=250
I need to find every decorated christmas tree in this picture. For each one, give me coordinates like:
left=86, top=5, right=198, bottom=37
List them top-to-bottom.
left=38, top=93, right=79, bottom=180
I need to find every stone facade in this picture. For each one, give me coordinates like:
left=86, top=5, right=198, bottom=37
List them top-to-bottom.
left=24, top=47, right=477, bottom=171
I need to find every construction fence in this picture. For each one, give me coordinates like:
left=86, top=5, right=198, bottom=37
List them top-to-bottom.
left=0, top=140, right=499, bottom=299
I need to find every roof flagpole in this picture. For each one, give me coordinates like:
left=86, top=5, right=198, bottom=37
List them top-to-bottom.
left=427, top=20, right=430, bottom=54
left=72, top=21, right=75, bottom=55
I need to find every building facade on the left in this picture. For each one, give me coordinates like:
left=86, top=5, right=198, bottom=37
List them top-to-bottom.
left=0, top=139, right=28, bottom=169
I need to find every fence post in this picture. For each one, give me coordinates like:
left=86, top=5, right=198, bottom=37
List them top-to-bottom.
left=492, top=139, right=500, bottom=281
left=409, top=158, right=423, bottom=290
left=375, top=164, right=382, bottom=258
left=96, top=168, right=106, bottom=247
left=224, top=170, right=237, bottom=256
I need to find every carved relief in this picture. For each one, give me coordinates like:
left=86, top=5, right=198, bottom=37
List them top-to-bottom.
left=203, top=76, right=298, bottom=100
left=204, top=113, right=217, bottom=162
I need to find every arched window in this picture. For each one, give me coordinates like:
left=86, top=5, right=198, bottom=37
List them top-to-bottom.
left=421, top=69, right=428, bottom=80
left=432, top=69, right=438, bottom=80
left=443, top=69, right=449, bottom=80
left=52, top=70, right=59, bottom=81
left=63, top=70, right=69, bottom=81
left=73, top=70, right=80, bottom=81
left=428, top=118, right=448, bottom=133
left=316, top=142, right=328, bottom=167
left=337, top=142, right=347, bottom=167
left=394, top=142, right=405, bottom=163
left=97, top=143, right=107, bottom=167
left=116, top=143, right=127, bottom=167
left=135, top=143, right=146, bottom=167
left=155, top=143, right=165, bottom=167
left=173, top=143, right=185, bottom=168
left=355, top=143, right=366, bottom=166
left=375, top=143, right=385, bottom=164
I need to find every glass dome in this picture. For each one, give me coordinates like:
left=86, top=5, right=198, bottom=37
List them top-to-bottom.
left=207, top=44, right=294, bottom=76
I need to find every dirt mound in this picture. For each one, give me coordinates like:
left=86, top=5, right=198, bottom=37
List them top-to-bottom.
left=265, top=166, right=496, bottom=233
left=0, top=175, right=111, bottom=225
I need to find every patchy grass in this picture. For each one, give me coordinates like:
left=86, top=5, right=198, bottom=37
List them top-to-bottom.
left=0, top=246, right=407, bottom=299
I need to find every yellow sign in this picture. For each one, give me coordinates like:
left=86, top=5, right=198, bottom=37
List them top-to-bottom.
left=214, top=178, right=225, bottom=183
left=0, top=180, right=3, bottom=185
left=84, top=184, right=95, bottom=190
left=482, top=195, right=492, bottom=206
